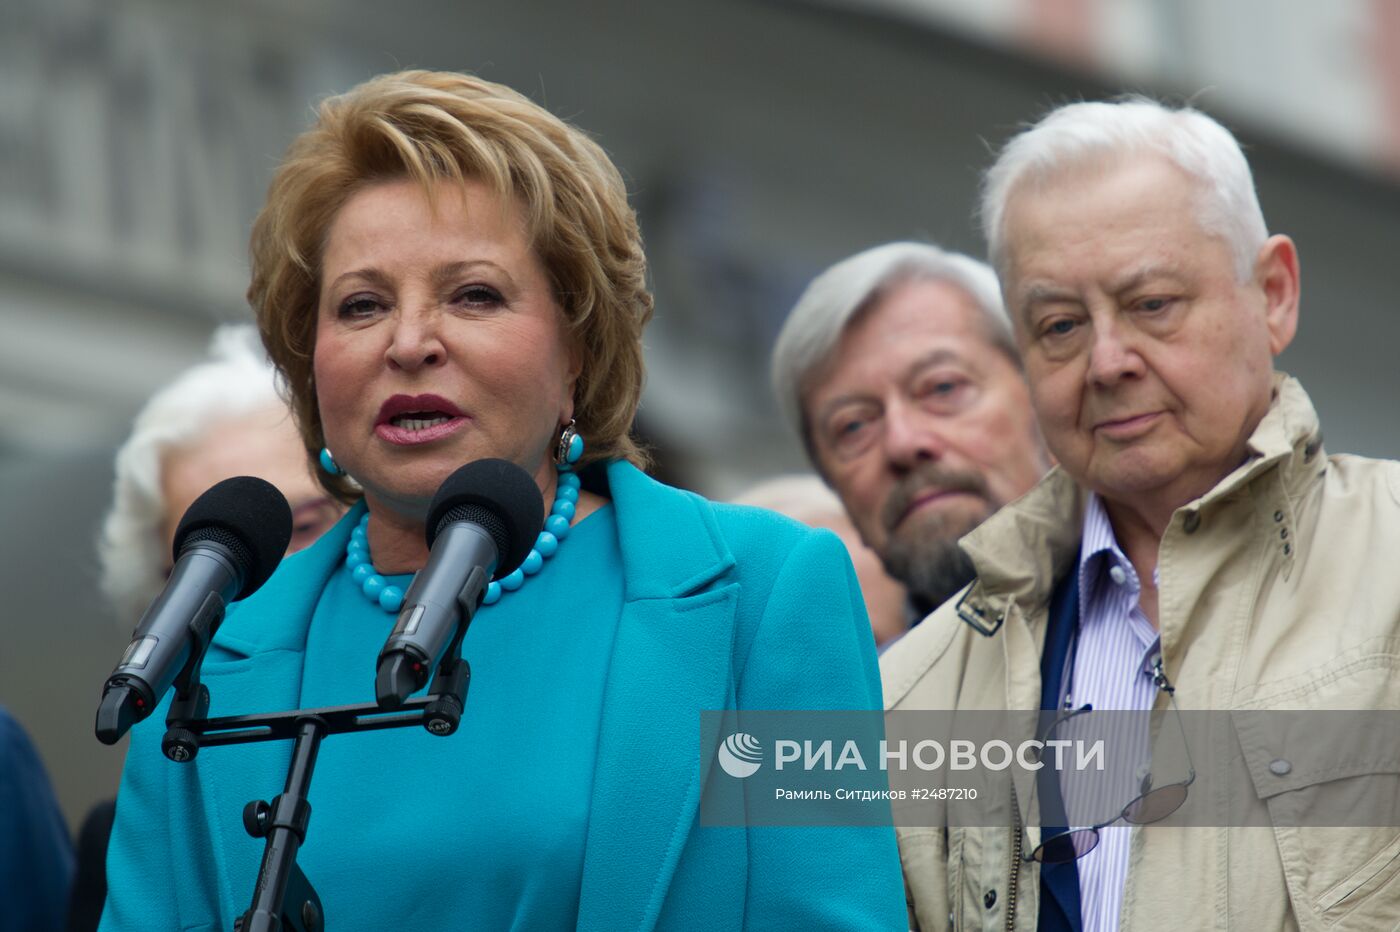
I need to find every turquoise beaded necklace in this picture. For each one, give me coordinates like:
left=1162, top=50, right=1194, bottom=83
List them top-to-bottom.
left=344, top=468, right=582, bottom=613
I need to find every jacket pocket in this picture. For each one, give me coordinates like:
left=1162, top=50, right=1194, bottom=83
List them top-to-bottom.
left=1236, top=707, right=1400, bottom=930
left=1266, top=825, right=1400, bottom=930
left=1315, top=830, right=1400, bottom=914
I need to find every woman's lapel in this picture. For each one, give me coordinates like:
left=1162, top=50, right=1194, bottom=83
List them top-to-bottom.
left=576, top=463, right=740, bottom=931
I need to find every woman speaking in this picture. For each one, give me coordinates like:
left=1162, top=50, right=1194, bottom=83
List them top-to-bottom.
left=100, top=70, right=904, bottom=930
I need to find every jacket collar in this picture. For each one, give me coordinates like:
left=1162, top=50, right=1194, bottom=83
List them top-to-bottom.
left=1235, top=372, right=1325, bottom=504
left=957, top=373, right=1324, bottom=632
left=602, top=459, right=736, bottom=600
left=213, top=460, right=739, bottom=659
left=578, top=461, right=740, bottom=930
left=207, top=500, right=365, bottom=662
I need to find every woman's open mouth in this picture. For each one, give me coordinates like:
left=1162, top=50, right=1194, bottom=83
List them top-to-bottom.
left=375, top=395, right=469, bottom=445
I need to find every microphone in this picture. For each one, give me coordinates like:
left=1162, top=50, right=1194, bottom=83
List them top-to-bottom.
left=375, top=459, right=543, bottom=709
left=95, top=476, right=292, bottom=744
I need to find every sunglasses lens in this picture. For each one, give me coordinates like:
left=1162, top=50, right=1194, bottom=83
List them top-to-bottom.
left=1123, top=783, right=1187, bottom=824
left=1034, top=829, right=1099, bottom=863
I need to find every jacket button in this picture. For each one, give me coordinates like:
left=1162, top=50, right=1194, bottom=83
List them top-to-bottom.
left=1273, top=510, right=1284, bottom=522
left=1183, top=512, right=1201, bottom=534
left=1283, top=543, right=1292, bottom=556
left=1270, top=758, right=1292, bottom=776
left=984, top=889, right=997, bottom=909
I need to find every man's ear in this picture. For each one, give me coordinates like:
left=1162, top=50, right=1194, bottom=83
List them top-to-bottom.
left=1254, top=234, right=1300, bottom=356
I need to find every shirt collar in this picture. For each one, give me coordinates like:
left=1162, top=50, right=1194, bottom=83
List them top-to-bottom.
left=1077, top=492, right=1158, bottom=617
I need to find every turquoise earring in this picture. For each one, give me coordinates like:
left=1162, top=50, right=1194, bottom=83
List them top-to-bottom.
left=554, top=420, right=583, bottom=469
left=319, top=447, right=343, bottom=476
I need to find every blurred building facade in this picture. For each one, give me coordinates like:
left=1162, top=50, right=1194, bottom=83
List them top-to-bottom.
left=3, top=0, right=1398, bottom=827
left=848, top=0, right=1400, bottom=180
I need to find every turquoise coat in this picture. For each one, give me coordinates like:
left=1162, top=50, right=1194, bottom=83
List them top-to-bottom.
left=101, top=462, right=906, bottom=930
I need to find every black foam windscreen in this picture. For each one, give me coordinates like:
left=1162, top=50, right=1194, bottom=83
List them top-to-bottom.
left=426, top=459, right=545, bottom=579
left=172, top=476, right=293, bottom=601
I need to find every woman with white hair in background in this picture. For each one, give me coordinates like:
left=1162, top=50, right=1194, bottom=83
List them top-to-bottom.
left=67, top=325, right=343, bottom=932
left=98, top=325, right=344, bottom=625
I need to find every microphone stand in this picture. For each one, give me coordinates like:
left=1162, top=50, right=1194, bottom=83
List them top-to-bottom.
left=160, top=622, right=473, bottom=932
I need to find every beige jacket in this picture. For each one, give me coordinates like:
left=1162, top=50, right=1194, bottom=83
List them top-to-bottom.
left=882, top=376, right=1400, bottom=931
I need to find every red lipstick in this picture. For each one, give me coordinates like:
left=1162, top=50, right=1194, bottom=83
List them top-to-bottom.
left=374, top=394, right=469, bottom=446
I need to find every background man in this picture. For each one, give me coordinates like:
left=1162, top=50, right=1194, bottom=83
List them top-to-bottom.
left=884, top=98, right=1400, bottom=930
left=771, top=242, right=1049, bottom=630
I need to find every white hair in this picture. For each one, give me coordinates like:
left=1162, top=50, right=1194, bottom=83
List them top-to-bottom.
left=981, top=96, right=1268, bottom=281
left=771, top=242, right=1013, bottom=450
left=98, top=325, right=288, bottom=626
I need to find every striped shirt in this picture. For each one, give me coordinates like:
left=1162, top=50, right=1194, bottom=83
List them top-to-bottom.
left=1058, top=493, right=1161, bottom=932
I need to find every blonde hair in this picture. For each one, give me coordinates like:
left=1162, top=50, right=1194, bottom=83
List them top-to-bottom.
left=248, top=70, right=653, bottom=500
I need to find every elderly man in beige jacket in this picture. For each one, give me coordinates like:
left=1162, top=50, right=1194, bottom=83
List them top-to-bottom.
left=883, top=97, right=1400, bottom=930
